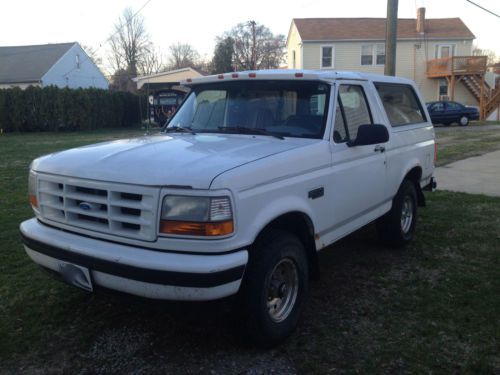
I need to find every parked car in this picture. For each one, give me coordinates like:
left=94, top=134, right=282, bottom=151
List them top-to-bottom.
left=21, top=70, right=436, bottom=346
left=426, top=100, right=479, bottom=126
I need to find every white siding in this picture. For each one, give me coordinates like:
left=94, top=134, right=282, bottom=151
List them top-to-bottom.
left=286, top=22, right=303, bottom=69
left=298, top=38, right=476, bottom=104
left=42, top=44, right=108, bottom=89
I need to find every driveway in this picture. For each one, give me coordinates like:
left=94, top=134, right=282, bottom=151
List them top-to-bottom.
left=434, top=149, right=500, bottom=197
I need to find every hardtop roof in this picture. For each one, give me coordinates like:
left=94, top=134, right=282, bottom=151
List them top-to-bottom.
left=181, top=69, right=417, bottom=86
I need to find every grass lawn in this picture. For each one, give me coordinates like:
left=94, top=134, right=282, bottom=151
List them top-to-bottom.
left=435, top=125, right=500, bottom=166
left=1, top=129, right=499, bottom=374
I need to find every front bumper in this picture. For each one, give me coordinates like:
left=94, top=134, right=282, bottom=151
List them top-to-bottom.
left=20, top=218, right=248, bottom=301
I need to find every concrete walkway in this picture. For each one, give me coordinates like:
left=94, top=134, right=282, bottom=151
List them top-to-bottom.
left=434, top=150, right=500, bottom=197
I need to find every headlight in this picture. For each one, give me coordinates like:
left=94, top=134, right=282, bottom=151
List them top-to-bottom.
left=28, top=169, right=38, bottom=210
left=160, top=195, right=233, bottom=236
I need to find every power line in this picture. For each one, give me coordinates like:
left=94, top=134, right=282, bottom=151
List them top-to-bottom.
left=62, top=0, right=153, bottom=78
left=102, top=0, right=153, bottom=48
left=465, top=0, right=500, bottom=18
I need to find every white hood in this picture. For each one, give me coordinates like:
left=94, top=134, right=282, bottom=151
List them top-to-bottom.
left=31, top=133, right=304, bottom=189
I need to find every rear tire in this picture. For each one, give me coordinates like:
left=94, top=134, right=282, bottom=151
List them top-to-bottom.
left=377, top=179, right=418, bottom=247
left=239, top=230, right=308, bottom=347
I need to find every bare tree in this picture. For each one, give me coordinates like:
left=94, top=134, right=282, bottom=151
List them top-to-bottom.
left=108, top=7, right=152, bottom=90
left=223, top=21, right=285, bottom=71
left=167, top=43, right=200, bottom=70
left=81, top=44, right=103, bottom=69
left=473, top=45, right=499, bottom=65
left=139, top=47, right=164, bottom=75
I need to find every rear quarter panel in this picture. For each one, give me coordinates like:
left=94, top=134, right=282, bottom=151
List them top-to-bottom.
left=370, top=80, right=436, bottom=198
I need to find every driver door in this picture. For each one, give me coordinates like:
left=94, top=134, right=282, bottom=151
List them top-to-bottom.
left=324, top=81, right=388, bottom=243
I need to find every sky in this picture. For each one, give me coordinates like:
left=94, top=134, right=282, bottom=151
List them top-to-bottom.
left=1, top=0, right=499, bottom=73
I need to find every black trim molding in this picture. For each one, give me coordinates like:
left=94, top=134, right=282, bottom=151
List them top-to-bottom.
left=21, top=233, right=245, bottom=288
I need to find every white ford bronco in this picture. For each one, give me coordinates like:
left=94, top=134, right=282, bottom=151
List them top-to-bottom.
left=21, top=70, right=436, bottom=345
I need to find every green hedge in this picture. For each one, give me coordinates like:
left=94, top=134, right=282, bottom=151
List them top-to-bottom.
left=0, top=86, right=146, bottom=132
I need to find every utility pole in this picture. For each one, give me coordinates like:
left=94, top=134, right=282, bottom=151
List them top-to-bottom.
left=385, top=0, right=399, bottom=76
left=249, top=20, right=257, bottom=70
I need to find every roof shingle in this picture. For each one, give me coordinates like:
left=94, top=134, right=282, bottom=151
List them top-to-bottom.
left=293, top=18, right=475, bottom=41
left=0, top=43, right=75, bottom=84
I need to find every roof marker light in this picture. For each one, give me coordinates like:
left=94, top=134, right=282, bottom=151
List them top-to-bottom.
left=248, top=72, right=257, bottom=78
left=295, top=72, right=304, bottom=78
left=231, top=73, right=239, bottom=78
left=218, top=74, right=224, bottom=79
left=186, top=78, right=192, bottom=83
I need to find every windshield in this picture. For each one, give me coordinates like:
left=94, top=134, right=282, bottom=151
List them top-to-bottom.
left=164, top=80, right=330, bottom=139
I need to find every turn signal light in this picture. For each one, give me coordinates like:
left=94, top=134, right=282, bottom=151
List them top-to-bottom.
left=29, top=194, right=38, bottom=208
left=160, top=220, right=234, bottom=236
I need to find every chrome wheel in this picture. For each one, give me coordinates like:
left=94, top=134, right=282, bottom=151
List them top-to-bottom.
left=459, top=116, right=469, bottom=126
left=401, top=195, right=414, bottom=234
left=266, top=258, right=299, bottom=323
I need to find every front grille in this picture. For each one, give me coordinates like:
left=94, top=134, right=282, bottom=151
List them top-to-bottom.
left=37, top=175, right=159, bottom=241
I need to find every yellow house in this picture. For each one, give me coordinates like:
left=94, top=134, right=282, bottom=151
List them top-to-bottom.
left=287, top=8, right=500, bottom=119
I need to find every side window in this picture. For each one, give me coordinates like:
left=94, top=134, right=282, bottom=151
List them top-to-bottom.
left=375, top=83, right=426, bottom=126
left=334, top=85, right=372, bottom=142
left=431, top=102, right=444, bottom=111
left=446, top=102, right=461, bottom=110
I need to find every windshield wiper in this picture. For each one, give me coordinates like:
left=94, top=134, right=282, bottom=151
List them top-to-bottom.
left=165, top=126, right=196, bottom=135
left=217, top=126, right=284, bottom=140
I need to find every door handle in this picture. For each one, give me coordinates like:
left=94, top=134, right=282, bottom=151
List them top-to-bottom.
left=374, top=145, right=385, bottom=153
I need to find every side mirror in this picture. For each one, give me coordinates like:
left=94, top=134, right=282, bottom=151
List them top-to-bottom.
left=347, top=124, right=389, bottom=147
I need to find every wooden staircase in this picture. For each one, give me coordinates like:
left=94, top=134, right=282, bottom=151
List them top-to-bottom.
left=427, top=56, right=500, bottom=119
left=462, top=75, right=500, bottom=119
left=484, top=86, right=500, bottom=119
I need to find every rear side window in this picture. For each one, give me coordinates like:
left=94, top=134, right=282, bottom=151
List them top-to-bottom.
left=375, top=83, right=426, bottom=126
left=447, top=102, right=462, bottom=110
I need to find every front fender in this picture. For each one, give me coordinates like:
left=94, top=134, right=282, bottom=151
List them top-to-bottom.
left=243, top=194, right=316, bottom=244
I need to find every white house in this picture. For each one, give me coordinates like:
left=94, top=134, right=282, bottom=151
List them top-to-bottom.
left=286, top=8, right=500, bottom=119
left=0, top=42, right=108, bottom=89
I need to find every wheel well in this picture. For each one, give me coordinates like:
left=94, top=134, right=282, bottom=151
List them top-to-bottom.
left=404, top=167, right=425, bottom=207
left=253, top=212, right=319, bottom=280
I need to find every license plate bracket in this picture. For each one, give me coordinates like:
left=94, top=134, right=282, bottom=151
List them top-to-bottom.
left=58, top=261, right=93, bottom=292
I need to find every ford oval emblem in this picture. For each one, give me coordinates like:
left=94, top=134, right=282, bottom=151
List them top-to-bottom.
left=79, top=202, right=92, bottom=211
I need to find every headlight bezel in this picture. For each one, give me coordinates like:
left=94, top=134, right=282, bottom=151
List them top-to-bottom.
left=158, top=191, right=235, bottom=238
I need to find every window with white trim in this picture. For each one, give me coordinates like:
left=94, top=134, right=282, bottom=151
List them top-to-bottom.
left=361, top=44, right=385, bottom=66
left=436, top=44, right=455, bottom=59
left=321, top=46, right=334, bottom=68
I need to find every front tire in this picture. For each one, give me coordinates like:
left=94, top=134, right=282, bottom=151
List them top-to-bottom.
left=459, top=116, right=469, bottom=126
left=377, top=179, right=418, bottom=247
left=240, top=230, right=308, bottom=347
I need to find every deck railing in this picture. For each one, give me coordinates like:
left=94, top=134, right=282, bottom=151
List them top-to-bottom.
left=426, top=56, right=487, bottom=77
